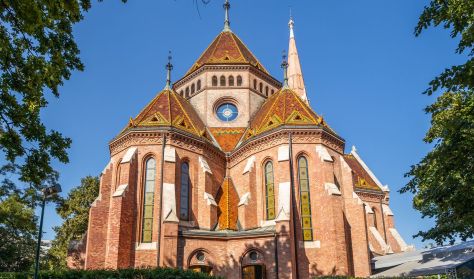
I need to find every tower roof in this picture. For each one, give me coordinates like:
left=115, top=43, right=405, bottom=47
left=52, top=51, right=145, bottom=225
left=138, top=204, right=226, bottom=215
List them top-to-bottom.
left=287, top=17, right=308, bottom=103
left=185, top=31, right=268, bottom=76
left=244, top=87, right=331, bottom=140
left=124, top=89, right=210, bottom=140
left=343, top=154, right=383, bottom=192
left=216, top=177, right=239, bottom=231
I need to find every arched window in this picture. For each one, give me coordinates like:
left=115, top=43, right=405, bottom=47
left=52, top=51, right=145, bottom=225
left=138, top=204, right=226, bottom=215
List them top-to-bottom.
left=220, top=75, right=226, bottom=86
left=228, top=75, right=234, bottom=86
left=237, top=75, right=242, bottom=86
left=212, top=76, right=218, bottom=86
left=253, top=79, right=257, bottom=90
left=197, top=80, right=201, bottom=91
left=259, top=82, right=263, bottom=93
left=191, top=83, right=195, bottom=94
left=265, top=86, right=269, bottom=96
left=185, top=87, right=189, bottom=98
left=271, top=89, right=275, bottom=95
left=180, top=90, right=184, bottom=96
left=298, top=156, right=313, bottom=241
left=142, top=158, right=156, bottom=243
left=264, top=161, right=275, bottom=220
left=180, top=162, right=190, bottom=220
left=373, top=207, right=378, bottom=229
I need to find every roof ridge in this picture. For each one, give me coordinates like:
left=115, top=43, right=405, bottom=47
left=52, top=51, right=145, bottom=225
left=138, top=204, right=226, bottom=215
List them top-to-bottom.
left=171, top=92, right=202, bottom=136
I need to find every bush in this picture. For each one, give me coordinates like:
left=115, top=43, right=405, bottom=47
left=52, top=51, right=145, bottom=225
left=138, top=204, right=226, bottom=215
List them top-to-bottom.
left=0, top=267, right=218, bottom=279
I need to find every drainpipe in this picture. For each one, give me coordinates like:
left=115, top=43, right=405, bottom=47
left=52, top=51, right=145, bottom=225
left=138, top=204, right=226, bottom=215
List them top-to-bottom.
left=288, top=132, right=300, bottom=279
left=157, top=133, right=166, bottom=266
left=380, top=199, right=387, bottom=243
left=274, top=233, right=279, bottom=279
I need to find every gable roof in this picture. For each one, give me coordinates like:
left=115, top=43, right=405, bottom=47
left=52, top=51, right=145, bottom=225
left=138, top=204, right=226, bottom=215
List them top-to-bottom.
left=185, top=31, right=268, bottom=76
left=244, top=87, right=331, bottom=140
left=123, top=89, right=211, bottom=140
left=343, top=154, right=382, bottom=192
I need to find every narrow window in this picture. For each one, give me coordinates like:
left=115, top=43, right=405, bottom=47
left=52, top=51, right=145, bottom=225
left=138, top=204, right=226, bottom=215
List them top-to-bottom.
left=220, top=75, right=226, bottom=86
left=237, top=75, right=242, bottom=86
left=212, top=76, right=218, bottom=86
left=229, top=76, right=235, bottom=86
left=253, top=79, right=257, bottom=89
left=197, top=80, right=201, bottom=91
left=259, top=82, right=263, bottom=93
left=191, top=83, right=195, bottom=94
left=265, top=86, right=269, bottom=96
left=185, top=87, right=190, bottom=98
left=271, top=89, right=275, bottom=95
left=180, top=90, right=184, bottom=96
left=298, top=156, right=313, bottom=241
left=142, top=158, right=156, bottom=243
left=265, top=161, right=275, bottom=220
left=180, top=162, right=190, bottom=220
left=373, top=207, right=378, bottom=229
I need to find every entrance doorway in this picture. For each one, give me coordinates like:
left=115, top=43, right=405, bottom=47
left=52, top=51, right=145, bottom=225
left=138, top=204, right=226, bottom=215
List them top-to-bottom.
left=242, top=265, right=265, bottom=279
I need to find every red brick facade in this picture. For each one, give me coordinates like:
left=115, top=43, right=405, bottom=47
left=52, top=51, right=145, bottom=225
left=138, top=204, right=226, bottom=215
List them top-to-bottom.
left=75, top=9, right=411, bottom=278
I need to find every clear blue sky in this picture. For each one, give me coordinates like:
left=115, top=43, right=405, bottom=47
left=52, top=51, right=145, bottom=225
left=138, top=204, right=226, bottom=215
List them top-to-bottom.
left=39, top=0, right=465, bottom=248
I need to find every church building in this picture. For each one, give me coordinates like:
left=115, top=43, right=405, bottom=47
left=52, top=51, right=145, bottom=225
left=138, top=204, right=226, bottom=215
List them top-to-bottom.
left=80, top=1, right=411, bottom=278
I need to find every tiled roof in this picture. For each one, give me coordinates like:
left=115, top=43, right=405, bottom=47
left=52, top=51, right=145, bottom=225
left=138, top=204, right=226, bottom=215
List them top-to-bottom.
left=185, top=31, right=268, bottom=76
left=245, top=88, right=330, bottom=140
left=123, top=89, right=210, bottom=140
left=209, top=127, right=246, bottom=152
left=343, top=154, right=382, bottom=192
left=216, top=177, right=239, bottom=231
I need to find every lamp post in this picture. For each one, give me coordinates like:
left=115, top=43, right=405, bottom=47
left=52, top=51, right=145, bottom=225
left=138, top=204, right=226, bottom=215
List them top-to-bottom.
left=34, top=184, right=61, bottom=279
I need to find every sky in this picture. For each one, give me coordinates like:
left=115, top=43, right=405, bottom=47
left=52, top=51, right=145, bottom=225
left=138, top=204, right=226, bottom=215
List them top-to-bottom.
left=36, top=0, right=466, bottom=248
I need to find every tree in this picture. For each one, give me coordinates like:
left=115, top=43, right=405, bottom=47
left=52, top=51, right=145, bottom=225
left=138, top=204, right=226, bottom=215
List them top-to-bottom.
left=400, top=0, right=474, bottom=244
left=47, top=176, right=99, bottom=269
left=0, top=193, right=37, bottom=271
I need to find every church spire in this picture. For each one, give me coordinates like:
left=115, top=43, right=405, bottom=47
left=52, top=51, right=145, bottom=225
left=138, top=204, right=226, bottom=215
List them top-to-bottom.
left=223, top=0, right=231, bottom=31
left=287, top=15, right=308, bottom=104
left=164, top=51, right=173, bottom=90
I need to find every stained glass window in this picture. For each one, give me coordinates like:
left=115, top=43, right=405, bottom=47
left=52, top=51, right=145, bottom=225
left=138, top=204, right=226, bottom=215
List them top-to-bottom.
left=216, top=103, right=238, bottom=122
left=298, top=156, right=313, bottom=241
left=141, top=158, right=156, bottom=243
left=265, top=161, right=275, bottom=220
left=180, top=162, right=190, bottom=220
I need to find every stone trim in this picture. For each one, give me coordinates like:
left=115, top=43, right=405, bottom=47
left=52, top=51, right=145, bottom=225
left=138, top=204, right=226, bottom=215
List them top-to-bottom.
left=278, top=145, right=289, bottom=161
left=315, top=145, right=333, bottom=162
left=164, top=146, right=176, bottom=162
left=121, top=147, right=137, bottom=163
left=199, top=156, right=212, bottom=174
left=242, top=156, right=256, bottom=174
left=324, top=183, right=341, bottom=196
left=112, top=184, right=128, bottom=197
left=203, top=192, right=217, bottom=206
left=238, top=192, right=251, bottom=206
left=299, top=240, right=321, bottom=249
left=135, top=242, right=157, bottom=251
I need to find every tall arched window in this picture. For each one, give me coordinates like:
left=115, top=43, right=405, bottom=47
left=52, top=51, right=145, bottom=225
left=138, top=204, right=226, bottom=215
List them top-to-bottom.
left=220, top=75, right=226, bottom=86
left=229, top=75, right=235, bottom=86
left=237, top=75, right=242, bottom=86
left=212, top=76, right=218, bottom=86
left=253, top=79, right=257, bottom=89
left=197, top=80, right=201, bottom=91
left=259, top=82, right=263, bottom=93
left=191, top=83, right=195, bottom=94
left=185, top=87, right=190, bottom=98
left=180, top=90, right=184, bottom=96
left=298, top=156, right=313, bottom=241
left=142, top=158, right=156, bottom=243
left=264, top=161, right=275, bottom=220
left=180, top=162, right=190, bottom=220
left=372, top=207, right=378, bottom=229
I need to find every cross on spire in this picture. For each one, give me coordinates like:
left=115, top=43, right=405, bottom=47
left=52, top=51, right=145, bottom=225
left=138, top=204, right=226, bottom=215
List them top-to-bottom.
left=223, top=0, right=231, bottom=31
left=281, top=50, right=289, bottom=88
left=164, top=51, right=173, bottom=90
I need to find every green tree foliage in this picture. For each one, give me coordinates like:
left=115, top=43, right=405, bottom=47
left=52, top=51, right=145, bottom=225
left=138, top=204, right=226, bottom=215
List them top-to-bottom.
left=400, top=0, right=474, bottom=244
left=46, top=176, right=99, bottom=269
left=0, top=193, right=37, bottom=272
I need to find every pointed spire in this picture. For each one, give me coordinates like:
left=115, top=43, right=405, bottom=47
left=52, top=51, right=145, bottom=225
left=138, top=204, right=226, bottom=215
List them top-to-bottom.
left=223, top=0, right=231, bottom=31
left=287, top=15, right=309, bottom=104
left=281, top=50, right=289, bottom=88
left=164, top=51, right=173, bottom=90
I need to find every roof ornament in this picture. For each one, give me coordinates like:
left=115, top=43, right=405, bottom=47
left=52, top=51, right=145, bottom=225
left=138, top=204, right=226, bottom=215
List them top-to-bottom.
left=223, top=0, right=231, bottom=31
left=289, top=9, right=295, bottom=39
left=164, top=50, right=173, bottom=90
left=281, top=50, right=289, bottom=88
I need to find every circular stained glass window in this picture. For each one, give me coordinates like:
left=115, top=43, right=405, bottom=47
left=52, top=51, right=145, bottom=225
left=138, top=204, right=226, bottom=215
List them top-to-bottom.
left=216, top=103, right=238, bottom=122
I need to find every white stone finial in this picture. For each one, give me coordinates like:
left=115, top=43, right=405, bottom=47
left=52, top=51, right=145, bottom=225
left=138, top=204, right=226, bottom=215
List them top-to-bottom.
left=223, top=0, right=231, bottom=31
left=287, top=15, right=309, bottom=104
left=289, top=16, right=295, bottom=39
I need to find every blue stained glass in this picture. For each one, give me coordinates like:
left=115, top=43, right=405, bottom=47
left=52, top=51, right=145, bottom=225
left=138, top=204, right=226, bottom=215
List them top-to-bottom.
left=216, top=103, right=238, bottom=122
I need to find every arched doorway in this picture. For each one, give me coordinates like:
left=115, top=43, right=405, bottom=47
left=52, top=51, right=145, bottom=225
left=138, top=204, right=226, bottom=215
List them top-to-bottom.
left=188, top=250, right=213, bottom=275
left=241, top=250, right=266, bottom=279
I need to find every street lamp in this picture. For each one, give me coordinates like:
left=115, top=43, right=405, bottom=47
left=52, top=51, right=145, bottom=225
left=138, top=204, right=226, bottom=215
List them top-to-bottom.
left=34, top=184, right=61, bottom=279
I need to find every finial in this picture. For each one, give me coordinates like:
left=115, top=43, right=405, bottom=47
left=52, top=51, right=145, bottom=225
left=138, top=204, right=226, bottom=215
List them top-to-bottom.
left=223, top=0, right=231, bottom=31
left=289, top=11, right=295, bottom=39
left=281, top=50, right=289, bottom=88
left=164, top=51, right=173, bottom=90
